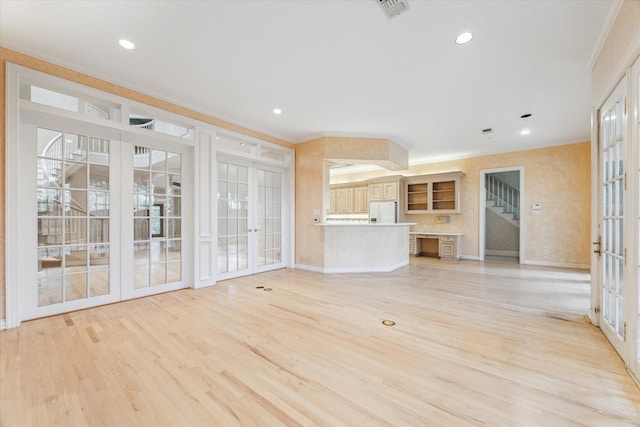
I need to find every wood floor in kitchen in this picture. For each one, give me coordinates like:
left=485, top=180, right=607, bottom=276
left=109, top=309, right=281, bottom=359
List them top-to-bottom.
left=1, top=257, right=639, bottom=426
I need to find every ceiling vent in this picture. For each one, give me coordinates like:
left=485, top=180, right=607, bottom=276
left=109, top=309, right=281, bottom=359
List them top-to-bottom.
left=377, top=0, right=410, bottom=19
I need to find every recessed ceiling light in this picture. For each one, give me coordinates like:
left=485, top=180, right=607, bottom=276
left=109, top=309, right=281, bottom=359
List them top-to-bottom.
left=455, top=32, right=473, bottom=45
left=118, top=39, right=137, bottom=51
left=273, top=108, right=282, bottom=115
left=520, top=129, right=531, bottom=135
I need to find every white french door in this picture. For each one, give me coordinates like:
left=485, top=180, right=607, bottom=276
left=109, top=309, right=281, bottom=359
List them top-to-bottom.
left=598, top=78, right=628, bottom=358
left=17, top=118, right=192, bottom=321
left=18, top=120, right=122, bottom=321
left=120, top=139, right=190, bottom=300
left=217, top=157, right=285, bottom=280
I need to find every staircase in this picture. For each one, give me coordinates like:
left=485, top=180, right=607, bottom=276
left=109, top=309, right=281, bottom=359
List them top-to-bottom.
left=485, top=174, right=520, bottom=228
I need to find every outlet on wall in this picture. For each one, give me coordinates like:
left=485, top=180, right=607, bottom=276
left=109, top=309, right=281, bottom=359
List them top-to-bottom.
left=543, top=248, right=549, bottom=256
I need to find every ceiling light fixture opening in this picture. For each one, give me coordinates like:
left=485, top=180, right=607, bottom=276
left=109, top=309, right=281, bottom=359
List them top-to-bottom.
left=455, top=32, right=473, bottom=45
left=118, top=39, right=137, bottom=51
left=273, top=108, right=282, bottom=115
left=520, top=129, right=531, bottom=135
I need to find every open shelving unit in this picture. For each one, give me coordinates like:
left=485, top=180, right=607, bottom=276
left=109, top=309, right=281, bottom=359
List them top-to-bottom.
left=404, top=172, right=464, bottom=214
left=432, top=180, right=456, bottom=211
left=407, top=182, right=429, bottom=212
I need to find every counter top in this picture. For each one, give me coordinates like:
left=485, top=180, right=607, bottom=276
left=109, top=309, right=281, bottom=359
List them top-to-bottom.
left=318, top=223, right=416, bottom=227
left=410, top=231, right=463, bottom=236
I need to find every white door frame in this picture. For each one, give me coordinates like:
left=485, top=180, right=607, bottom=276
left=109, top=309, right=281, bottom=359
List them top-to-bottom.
left=627, top=55, right=640, bottom=380
left=595, top=77, right=628, bottom=359
left=120, top=135, right=194, bottom=301
left=215, top=155, right=287, bottom=281
left=479, top=166, right=525, bottom=264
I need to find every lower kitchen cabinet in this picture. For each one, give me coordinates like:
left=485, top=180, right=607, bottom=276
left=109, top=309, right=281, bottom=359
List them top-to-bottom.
left=410, top=233, right=462, bottom=259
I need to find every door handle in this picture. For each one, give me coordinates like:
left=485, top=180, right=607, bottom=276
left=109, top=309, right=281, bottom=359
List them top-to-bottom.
left=593, top=235, right=601, bottom=256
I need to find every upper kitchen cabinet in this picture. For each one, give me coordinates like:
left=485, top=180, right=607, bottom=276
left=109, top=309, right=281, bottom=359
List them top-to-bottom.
left=404, top=171, right=464, bottom=214
left=368, top=176, right=402, bottom=201
left=330, top=183, right=369, bottom=214
left=353, top=185, right=369, bottom=213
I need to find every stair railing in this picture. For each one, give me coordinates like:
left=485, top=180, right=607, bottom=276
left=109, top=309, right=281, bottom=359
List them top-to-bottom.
left=486, top=175, right=520, bottom=220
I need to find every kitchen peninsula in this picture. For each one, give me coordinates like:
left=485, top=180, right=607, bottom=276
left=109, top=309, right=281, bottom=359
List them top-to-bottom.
left=316, top=222, right=415, bottom=273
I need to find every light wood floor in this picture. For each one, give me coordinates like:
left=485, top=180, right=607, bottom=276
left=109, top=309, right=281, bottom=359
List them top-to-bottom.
left=2, top=257, right=640, bottom=426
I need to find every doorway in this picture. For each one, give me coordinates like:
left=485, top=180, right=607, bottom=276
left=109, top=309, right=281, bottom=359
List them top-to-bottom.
left=596, top=78, right=627, bottom=359
left=15, top=120, right=192, bottom=322
left=216, top=157, right=286, bottom=280
left=480, top=167, right=524, bottom=263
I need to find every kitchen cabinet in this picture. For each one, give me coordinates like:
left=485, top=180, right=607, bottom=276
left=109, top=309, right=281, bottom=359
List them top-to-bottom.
left=405, top=171, right=463, bottom=214
left=369, top=180, right=399, bottom=201
left=330, top=184, right=368, bottom=214
left=353, top=186, right=369, bottom=213
left=336, top=187, right=353, bottom=213
left=329, top=189, right=337, bottom=213
left=410, top=232, right=462, bottom=259
left=438, top=235, right=458, bottom=259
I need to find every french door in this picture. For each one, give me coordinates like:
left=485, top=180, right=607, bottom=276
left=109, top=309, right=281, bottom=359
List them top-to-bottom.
left=598, top=79, right=627, bottom=358
left=17, top=118, right=190, bottom=322
left=18, top=120, right=121, bottom=320
left=121, top=140, right=190, bottom=300
left=217, top=157, right=285, bottom=280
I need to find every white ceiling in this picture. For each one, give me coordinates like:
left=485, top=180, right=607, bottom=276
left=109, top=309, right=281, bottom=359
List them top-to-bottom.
left=0, top=0, right=614, bottom=166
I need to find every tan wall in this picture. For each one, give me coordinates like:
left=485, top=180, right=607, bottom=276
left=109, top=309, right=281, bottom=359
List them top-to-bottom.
left=591, top=0, right=640, bottom=102
left=0, top=48, right=294, bottom=321
left=295, top=135, right=408, bottom=268
left=295, top=138, right=327, bottom=268
left=330, top=142, right=591, bottom=266
left=485, top=209, right=519, bottom=252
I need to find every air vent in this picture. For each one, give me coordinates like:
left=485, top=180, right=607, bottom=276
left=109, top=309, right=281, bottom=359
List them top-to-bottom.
left=378, top=0, right=410, bottom=19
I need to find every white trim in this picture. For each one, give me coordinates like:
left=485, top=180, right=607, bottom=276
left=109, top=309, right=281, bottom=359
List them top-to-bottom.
left=586, top=0, right=624, bottom=71
left=1, top=45, right=295, bottom=145
left=627, top=54, right=640, bottom=379
left=4, top=63, right=295, bottom=327
left=5, top=63, right=21, bottom=328
left=590, top=102, right=601, bottom=327
left=479, top=166, right=525, bottom=265
left=485, top=250, right=519, bottom=257
left=461, top=255, right=481, bottom=261
left=523, top=259, right=589, bottom=270
left=295, top=260, right=409, bottom=274
left=294, top=264, right=325, bottom=274
left=0, top=319, right=6, bottom=331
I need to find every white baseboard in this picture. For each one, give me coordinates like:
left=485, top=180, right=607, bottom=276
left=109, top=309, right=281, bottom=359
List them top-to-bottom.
left=486, top=250, right=519, bottom=257
left=461, top=255, right=481, bottom=261
left=523, top=259, right=589, bottom=270
left=296, top=260, right=408, bottom=274
left=294, top=263, right=325, bottom=273
left=193, top=280, right=217, bottom=289
left=0, top=319, right=6, bottom=331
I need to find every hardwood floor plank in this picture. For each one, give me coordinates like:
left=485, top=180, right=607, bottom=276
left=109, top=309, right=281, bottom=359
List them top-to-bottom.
left=2, top=258, right=640, bottom=426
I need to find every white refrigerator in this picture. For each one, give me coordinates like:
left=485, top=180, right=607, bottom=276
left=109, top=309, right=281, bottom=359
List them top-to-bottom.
left=369, top=202, right=397, bottom=224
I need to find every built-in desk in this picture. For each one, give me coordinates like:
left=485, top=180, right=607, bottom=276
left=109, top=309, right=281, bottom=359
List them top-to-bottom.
left=409, top=232, right=463, bottom=259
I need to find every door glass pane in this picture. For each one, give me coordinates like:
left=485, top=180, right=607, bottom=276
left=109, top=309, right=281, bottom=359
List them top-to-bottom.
left=601, top=101, right=624, bottom=341
left=37, top=129, right=110, bottom=307
left=133, top=147, right=182, bottom=288
left=217, top=160, right=249, bottom=275
left=257, top=169, right=283, bottom=267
